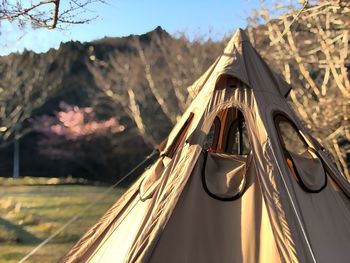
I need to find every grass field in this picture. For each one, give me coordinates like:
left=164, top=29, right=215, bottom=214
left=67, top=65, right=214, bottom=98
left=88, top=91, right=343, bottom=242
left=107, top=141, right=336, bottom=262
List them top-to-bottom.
left=0, top=177, right=124, bottom=262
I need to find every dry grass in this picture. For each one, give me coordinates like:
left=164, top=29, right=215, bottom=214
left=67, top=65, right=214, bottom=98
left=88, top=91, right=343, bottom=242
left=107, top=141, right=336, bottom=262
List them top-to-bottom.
left=0, top=178, right=123, bottom=262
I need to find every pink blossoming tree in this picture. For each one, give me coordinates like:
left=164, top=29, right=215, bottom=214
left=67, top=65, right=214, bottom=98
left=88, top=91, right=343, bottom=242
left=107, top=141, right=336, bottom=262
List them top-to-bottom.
left=31, top=102, right=126, bottom=180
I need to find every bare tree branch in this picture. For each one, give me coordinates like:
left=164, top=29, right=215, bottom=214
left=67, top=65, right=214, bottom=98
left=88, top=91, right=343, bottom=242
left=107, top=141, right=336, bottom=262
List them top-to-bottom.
left=0, top=0, right=105, bottom=29
left=248, top=0, right=350, bottom=177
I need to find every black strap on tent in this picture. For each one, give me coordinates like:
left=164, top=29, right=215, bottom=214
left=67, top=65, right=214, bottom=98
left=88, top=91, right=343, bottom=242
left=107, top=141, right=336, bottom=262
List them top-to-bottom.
left=19, top=149, right=159, bottom=263
left=201, top=150, right=253, bottom=202
left=201, top=150, right=246, bottom=201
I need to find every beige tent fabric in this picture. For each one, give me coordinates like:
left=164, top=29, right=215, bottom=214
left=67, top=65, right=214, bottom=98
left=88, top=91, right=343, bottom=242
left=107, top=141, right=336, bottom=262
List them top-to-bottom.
left=62, top=29, right=350, bottom=263
left=159, top=29, right=288, bottom=157
left=186, top=29, right=291, bottom=99
left=187, top=57, right=220, bottom=98
left=118, top=87, right=302, bottom=263
left=253, top=97, right=350, bottom=263
left=148, top=153, right=280, bottom=263
left=61, top=159, right=165, bottom=263
left=139, top=159, right=165, bottom=200
left=289, top=173, right=350, bottom=263
left=61, top=181, right=140, bottom=262
left=87, top=196, right=152, bottom=263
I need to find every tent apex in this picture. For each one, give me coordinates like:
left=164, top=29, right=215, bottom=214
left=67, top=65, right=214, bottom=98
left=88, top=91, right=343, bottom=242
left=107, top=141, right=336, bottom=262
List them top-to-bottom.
left=232, top=28, right=250, bottom=44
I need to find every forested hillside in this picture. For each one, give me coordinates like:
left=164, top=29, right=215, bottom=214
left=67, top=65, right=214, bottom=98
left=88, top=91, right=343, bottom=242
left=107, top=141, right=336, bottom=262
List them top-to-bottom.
left=0, top=0, right=348, bottom=182
left=0, top=26, right=223, bottom=182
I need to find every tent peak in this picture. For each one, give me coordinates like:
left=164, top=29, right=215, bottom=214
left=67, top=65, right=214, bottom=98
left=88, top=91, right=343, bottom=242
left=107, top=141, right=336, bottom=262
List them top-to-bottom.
left=223, top=28, right=250, bottom=55
left=232, top=28, right=250, bottom=44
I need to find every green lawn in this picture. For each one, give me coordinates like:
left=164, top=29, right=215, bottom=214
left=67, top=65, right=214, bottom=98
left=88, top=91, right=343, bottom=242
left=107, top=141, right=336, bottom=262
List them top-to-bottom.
left=0, top=177, right=123, bottom=262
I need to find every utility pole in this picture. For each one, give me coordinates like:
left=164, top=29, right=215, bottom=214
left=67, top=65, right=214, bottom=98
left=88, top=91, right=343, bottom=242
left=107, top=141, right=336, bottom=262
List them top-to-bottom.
left=13, top=123, right=21, bottom=178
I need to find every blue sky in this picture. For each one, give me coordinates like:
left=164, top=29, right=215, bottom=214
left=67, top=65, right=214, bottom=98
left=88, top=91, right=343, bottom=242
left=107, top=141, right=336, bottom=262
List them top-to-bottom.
left=0, top=0, right=268, bottom=55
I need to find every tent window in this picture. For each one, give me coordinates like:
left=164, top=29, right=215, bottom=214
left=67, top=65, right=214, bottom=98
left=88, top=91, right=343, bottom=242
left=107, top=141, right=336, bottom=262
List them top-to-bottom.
left=202, top=107, right=252, bottom=201
left=203, top=108, right=251, bottom=155
left=226, top=111, right=250, bottom=155
left=274, top=114, right=327, bottom=193
left=276, top=117, right=306, bottom=155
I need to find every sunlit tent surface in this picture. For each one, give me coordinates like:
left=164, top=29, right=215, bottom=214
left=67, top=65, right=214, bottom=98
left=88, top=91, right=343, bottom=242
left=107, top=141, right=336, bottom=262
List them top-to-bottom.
left=62, top=29, right=350, bottom=263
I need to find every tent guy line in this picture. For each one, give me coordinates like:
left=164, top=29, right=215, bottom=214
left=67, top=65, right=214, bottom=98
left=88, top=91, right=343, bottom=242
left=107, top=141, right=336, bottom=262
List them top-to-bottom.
left=267, top=138, right=317, bottom=263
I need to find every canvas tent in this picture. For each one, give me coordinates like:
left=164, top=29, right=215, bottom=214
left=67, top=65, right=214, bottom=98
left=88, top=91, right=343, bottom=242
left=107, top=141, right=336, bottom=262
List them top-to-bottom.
left=62, top=29, right=350, bottom=263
